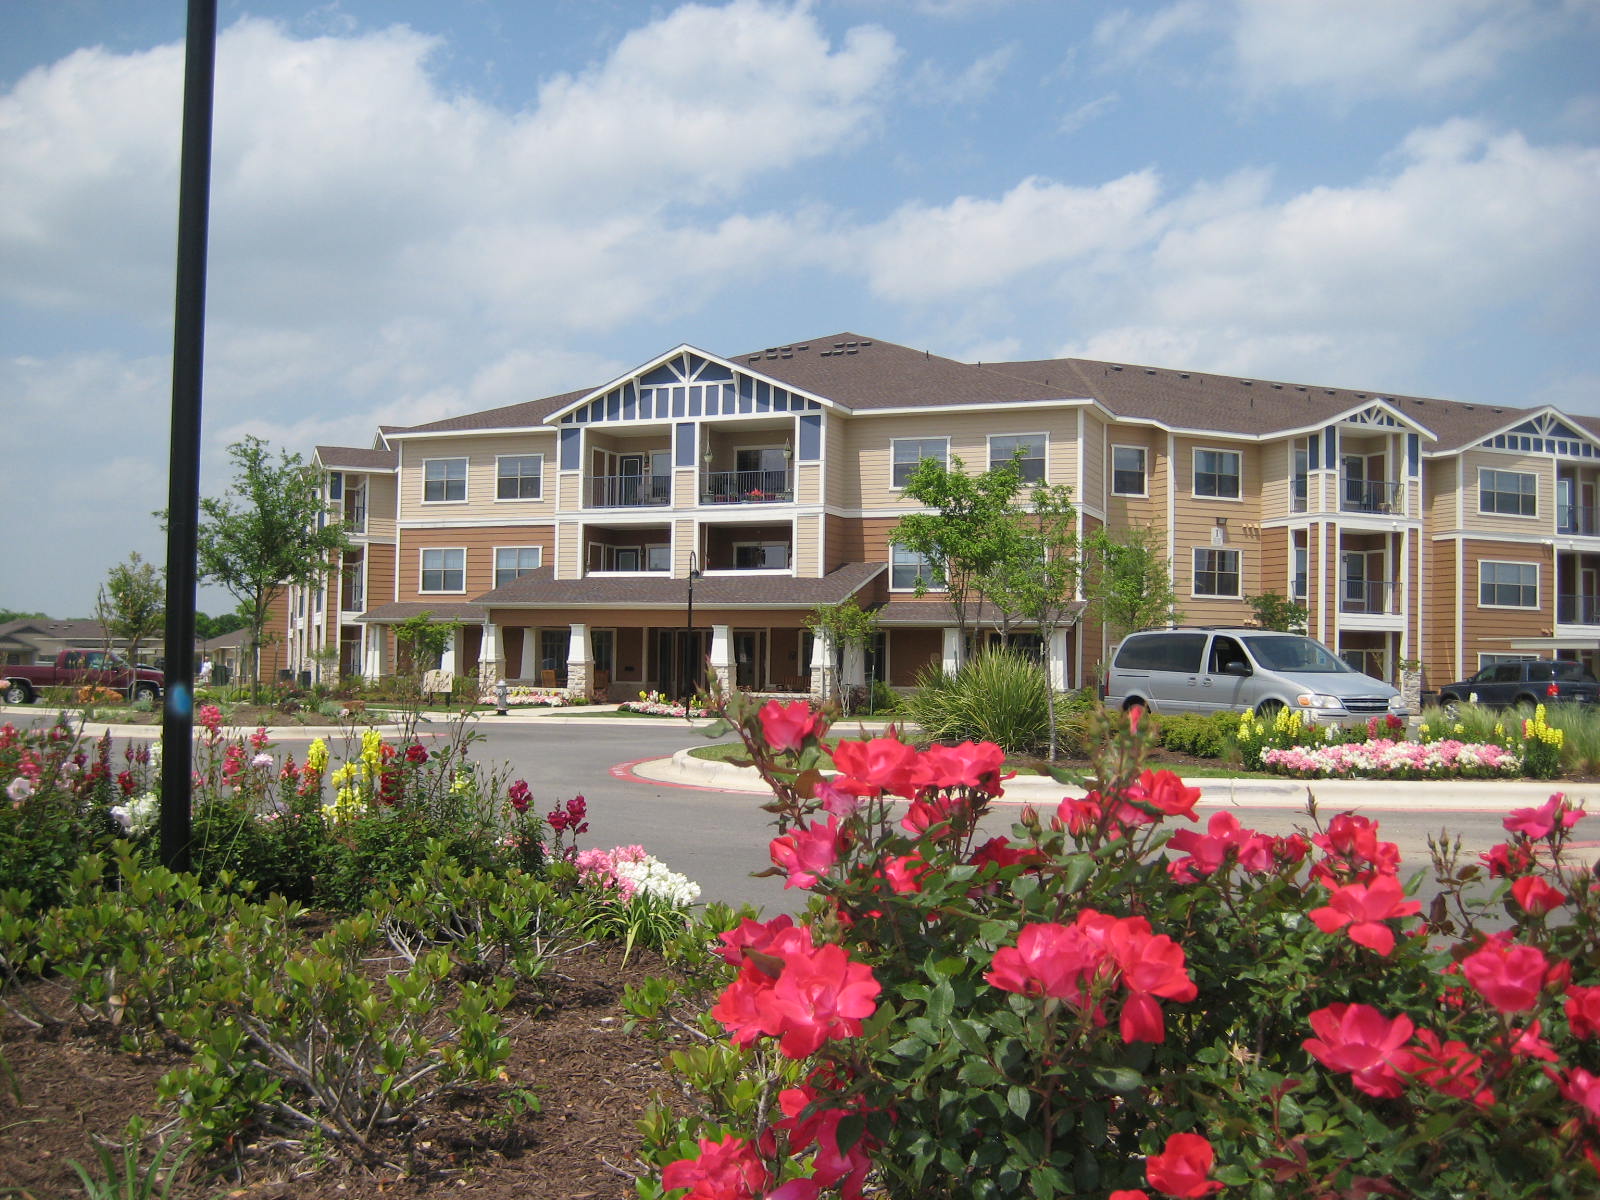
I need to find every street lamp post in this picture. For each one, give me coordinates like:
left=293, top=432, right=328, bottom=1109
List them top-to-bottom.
left=684, top=550, right=701, bottom=703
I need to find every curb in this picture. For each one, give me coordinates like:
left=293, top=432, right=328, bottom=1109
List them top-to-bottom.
left=633, top=750, right=1594, bottom=813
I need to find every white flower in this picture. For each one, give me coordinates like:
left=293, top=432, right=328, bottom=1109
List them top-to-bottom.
left=251, top=752, right=274, bottom=769
left=7, top=776, right=34, bottom=803
left=110, top=792, right=159, bottom=836
left=613, top=855, right=701, bottom=907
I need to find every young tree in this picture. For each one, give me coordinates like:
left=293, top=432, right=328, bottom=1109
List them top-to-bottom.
left=194, top=436, right=350, bottom=696
left=889, top=453, right=1030, bottom=661
left=981, top=483, right=1081, bottom=759
left=1084, top=526, right=1182, bottom=642
left=95, top=552, right=165, bottom=669
left=1245, top=590, right=1309, bottom=633
left=808, top=595, right=880, bottom=712
left=394, top=612, right=454, bottom=700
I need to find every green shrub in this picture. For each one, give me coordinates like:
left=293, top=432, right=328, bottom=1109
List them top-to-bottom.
left=903, top=648, right=1059, bottom=756
left=1156, top=712, right=1236, bottom=759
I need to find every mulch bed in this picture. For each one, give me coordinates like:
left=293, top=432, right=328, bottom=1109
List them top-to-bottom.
left=0, top=943, right=685, bottom=1200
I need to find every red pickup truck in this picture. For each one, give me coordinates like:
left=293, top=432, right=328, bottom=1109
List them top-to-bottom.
left=1, top=649, right=164, bottom=705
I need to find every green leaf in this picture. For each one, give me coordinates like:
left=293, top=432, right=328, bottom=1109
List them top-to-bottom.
left=1089, top=1065, right=1144, bottom=1093
left=1005, top=1085, right=1031, bottom=1119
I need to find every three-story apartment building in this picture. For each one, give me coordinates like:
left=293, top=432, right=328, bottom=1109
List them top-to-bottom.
left=278, top=332, right=1600, bottom=701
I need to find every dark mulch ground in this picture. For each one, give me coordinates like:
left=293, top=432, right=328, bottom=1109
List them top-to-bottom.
left=0, top=943, right=685, bottom=1200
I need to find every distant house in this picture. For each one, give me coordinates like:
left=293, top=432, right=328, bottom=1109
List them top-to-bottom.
left=0, top=619, right=121, bottom=665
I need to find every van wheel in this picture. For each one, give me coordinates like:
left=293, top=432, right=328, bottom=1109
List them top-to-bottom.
left=3, top=681, right=30, bottom=705
left=1438, top=695, right=1461, bottom=718
left=1255, top=699, right=1285, bottom=721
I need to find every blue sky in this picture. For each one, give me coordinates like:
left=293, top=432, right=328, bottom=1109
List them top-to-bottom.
left=4, top=0, right=1599, bottom=616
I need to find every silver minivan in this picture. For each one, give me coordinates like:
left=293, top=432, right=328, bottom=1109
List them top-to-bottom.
left=1103, top=627, right=1407, bottom=722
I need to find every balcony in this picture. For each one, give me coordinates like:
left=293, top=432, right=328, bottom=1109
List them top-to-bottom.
left=700, top=468, right=792, bottom=505
left=589, top=473, right=671, bottom=508
left=1291, top=477, right=1308, bottom=513
left=1340, top=477, right=1401, bottom=514
left=343, top=499, right=366, bottom=534
left=1559, top=505, right=1598, bottom=536
left=340, top=578, right=364, bottom=613
left=1339, top=578, right=1398, bottom=615
left=1557, top=594, right=1600, bottom=625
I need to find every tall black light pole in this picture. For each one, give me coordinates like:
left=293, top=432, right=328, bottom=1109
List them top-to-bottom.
left=159, top=0, right=218, bottom=871
left=684, top=550, right=701, bottom=702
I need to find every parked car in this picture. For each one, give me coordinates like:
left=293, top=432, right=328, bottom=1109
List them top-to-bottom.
left=1102, top=627, right=1407, bottom=722
left=0, top=648, right=163, bottom=705
left=1434, top=660, right=1600, bottom=712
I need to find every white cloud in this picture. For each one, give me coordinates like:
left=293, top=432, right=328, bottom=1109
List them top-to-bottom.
left=1091, top=2, right=1211, bottom=69
left=909, top=44, right=1017, bottom=105
left=1057, top=92, right=1118, bottom=136
left=859, top=171, right=1164, bottom=301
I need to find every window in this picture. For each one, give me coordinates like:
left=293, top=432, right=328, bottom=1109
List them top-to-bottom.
left=990, top=434, right=1045, bottom=483
left=892, top=437, right=948, bottom=488
left=1112, top=446, right=1147, bottom=496
left=1194, top=448, right=1241, bottom=499
left=496, top=455, right=542, bottom=500
left=423, top=457, right=467, bottom=503
left=1479, top=468, right=1536, bottom=516
left=734, top=542, right=790, bottom=569
left=646, top=544, right=671, bottom=572
left=890, top=544, right=941, bottom=590
left=1292, top=544, right=1309, bottom=600
left=494, top=546, right=542, bottom=587
left=420, top=547, right=465, bottom=592
left=613, top=548, right=641, bottom=571
left=1193, top=548, right=1241, bottom=597
left=1480, top=560, right=1538, bottom=608
left=1477, top=652, right=1538, bottom=669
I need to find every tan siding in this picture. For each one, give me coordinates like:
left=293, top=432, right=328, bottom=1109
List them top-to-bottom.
left=854, top=410, right=1085, bottom=508
left=1078, top=412, right=1102, bottom=504
left=825, top=414, right=855, bottom=508
left=1103, top=428, right=1167, bottom=538
left=397, top=433, right=557, bottom=522
left=1260, top=440, right=1290, bottom=516
left=1459, top=451, right=1551, bottom=536
left=797, top=461, right=822, bottom=505
left=365, top=474, right=397, bottom=540
left=795, top=514, right=820, bottom=576
left=674, top=519, right=696, bottom=574
left=557, top=524, right=581, bottom=578
left=396, top=525, right=556, bottom=601
left=1259, top=528, right=1289, bottom=598
left=1461, top=541, right=1550, bottom=665
left=366, top=542, right=397, bottom=607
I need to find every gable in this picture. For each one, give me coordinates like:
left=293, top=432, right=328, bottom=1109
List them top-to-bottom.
left=557, top=350, right=824, bottom=427
left=1482, top=413, right=1600, bottom=459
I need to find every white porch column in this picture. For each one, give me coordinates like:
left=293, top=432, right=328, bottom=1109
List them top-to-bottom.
left=480, top=622, right=502, bottom=689
left=567, top=623, right=592, bottom=696
left=708, top=623, right=734, bottom=695
left=362, top=625, right=384, bottom=681
left=942, top=626, right=963, bottom=674
left=1048, top=627, right=1070, bottom=691
left=439, top=629, right=458, bottom=675
left=809, top=629, right=837, bottom=701
left=520, top=630, right=539, bottom=679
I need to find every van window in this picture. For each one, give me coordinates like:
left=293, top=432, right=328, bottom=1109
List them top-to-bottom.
left=1116, top=633, right=1206, bottom=673
left=1241, top=635, right=1351, bottom=673
left=1209, top=637, right=1247, bottom=674
left=1531, top=661, right=1592, bottom=682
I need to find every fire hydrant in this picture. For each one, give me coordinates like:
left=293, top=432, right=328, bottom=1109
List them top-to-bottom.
left=494, top=679, right=509, bottom=717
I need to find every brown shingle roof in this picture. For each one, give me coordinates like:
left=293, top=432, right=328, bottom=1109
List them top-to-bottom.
left=391, top=388, right=590, bottom=436
left=314, top=445, right=397, bottom=471
left=473, top=562, right=885, bottom=609
left=360, top=602, right=487, bottom=623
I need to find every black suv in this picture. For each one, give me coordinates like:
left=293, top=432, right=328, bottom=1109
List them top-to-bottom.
left=1435, top=660, right=1600, bottom=711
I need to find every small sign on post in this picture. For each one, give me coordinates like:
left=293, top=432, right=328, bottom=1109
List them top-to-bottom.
left=422, top=669, right=454, bottom=706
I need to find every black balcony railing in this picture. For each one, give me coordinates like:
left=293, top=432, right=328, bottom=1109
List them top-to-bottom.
left=701, top=468, right=792, bottom=504
left=590, top=473, right=671, bottom=508
left=1291, top=477, right=1308, bottom=513
left=1340, top=477, right=1402, bottom=514
left=343, top=500, right=366, bottom=533
left=1558, top=505, right=1598, bottom=536
left=340, top=578, right=363, bottom=613
left=1339, top=578, right=1397, bottom=614
left=1557, top=594, right=1600, bottom=625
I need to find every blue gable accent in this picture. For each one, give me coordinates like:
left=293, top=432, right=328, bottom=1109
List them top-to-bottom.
left=639, top=364, right=677, bottom=387
left=675, top=422, right=695, bottom=468
left=1323, top=426, right=1337, bottom=470
left=560, top=427, right=581, bottom=471
left=1408, top=433, right=1419, bottom=477
left=328, top=472, right=342, bottom=500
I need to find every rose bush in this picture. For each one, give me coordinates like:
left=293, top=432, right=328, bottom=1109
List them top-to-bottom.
left=634, top=691, right=1600, bottom=1199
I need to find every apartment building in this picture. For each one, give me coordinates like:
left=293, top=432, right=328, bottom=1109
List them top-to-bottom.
left=279, top=332, right=1600, bottom=700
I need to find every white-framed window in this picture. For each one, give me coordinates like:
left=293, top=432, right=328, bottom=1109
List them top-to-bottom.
left=989, top=433, right=1046, bottom=483
left=892, top=437, right=949, bottom=489
left=1111, top=445, right=1147, bottom=496
left=1193, top=448, right=1241, bottom=499
left=496, top=454, right=542, bottom=500
left=423, top=457, right=467, bottom=503
left=1478, top=468, right=1537, bottom=517
left=734, top=542, right=790, bottom=570
left=646, top=544, right=671, bottom=572
left=890, top=544, right=941, bottom=590
left=493, top=546, right=542, bottom=587
left=420, top=547, right=465, bottom=593
left=1193, top=547, right=1241, bottom=597
left=613, top=548, right=641, bottom=571
left=1479, top=560, right=1538, bottom=608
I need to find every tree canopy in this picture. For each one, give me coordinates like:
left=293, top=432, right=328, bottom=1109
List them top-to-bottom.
left=195, top=436, right=350, bottom=693
left=1083, top=526, right=1181, bottom=640
left=95, top=552, right=165, bottom=667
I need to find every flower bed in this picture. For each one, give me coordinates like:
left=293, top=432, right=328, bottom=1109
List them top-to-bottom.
left=618, top=689, right=716, bottom=718
left=624, top=692, right=1600, bottom=1199
left=1263, top=735, right=1521, bottom=779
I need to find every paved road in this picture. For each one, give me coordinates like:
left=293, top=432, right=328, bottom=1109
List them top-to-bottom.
left=4, top=707, right=1586, bottom=915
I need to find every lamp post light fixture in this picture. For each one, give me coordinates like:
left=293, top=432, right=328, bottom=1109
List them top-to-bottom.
left=684, top=550, right=702, bottom=703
